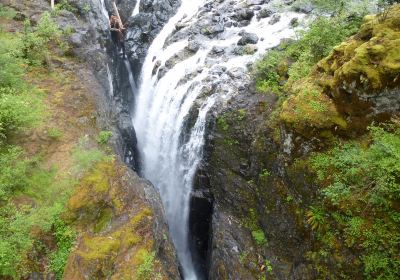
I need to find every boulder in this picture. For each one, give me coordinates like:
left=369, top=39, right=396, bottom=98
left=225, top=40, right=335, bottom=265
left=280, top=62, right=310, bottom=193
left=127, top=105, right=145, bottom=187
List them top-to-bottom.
left=238, top=32, right=259, bottom=45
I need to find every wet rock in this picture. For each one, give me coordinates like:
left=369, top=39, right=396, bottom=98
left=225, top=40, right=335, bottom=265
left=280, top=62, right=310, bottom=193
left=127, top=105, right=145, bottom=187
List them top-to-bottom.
left=246, top=0, right=266, bottom=6
left=293, top=3, right=314, bottom=14
left=237, top=8, right=255, bottom=21
left=257, top=8, right=273, bottom=18
left=269, top=14, right=281, bottom=25
left=290, top=17, right=299, bottom=27
left=68, top=32, right=84, bottom=47
left=238, top=32, right=259, bottom=45
left=187, top=40, right=201, bottom=52
left=233, top=44, right=258, bottom=55
left=211, top=46, right=225, bottom=55
left=227, top=67, right=246, bottom=79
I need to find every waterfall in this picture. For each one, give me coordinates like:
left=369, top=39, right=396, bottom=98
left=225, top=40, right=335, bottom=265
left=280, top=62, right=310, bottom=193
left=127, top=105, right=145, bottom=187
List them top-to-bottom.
left=99, top=0, right=109, bottom=20
left=131, top=0, right=306, bottom=278
left=132, top=0, right=141, bottom=17
left=133, top=2, right=207, bottom=278
left=124, top=59, right=137, bottom=97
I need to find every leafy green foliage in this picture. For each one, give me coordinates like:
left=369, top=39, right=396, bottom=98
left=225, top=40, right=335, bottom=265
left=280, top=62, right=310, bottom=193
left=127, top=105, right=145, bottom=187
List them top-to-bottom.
left=54, top=0, right=78, bottom=14
left=254, top=1, right=369, bottom=95
left=0, top=4, right=16, bottom=19
left=0, top=11, right=75, bottom=278
left=22, top=12, right=61, bottom=65
left=0, top=31, right=43, bottom=144
left=253, top=50, right=283, bottom=94
left=0, top=91, right=43, bottom=142
left=217, top=116, right=229, bottom=131
left=309, top=125, right=400, bottom=279
left=48, top=128, right=63, bottom=140
left=97, top=130, right=112, bottom=144
left=0, top=147, right=30, bottom=200
left=259, top=169, right=270, bottom=180
left=0, top=205, right=33, bottom=278
left=50, top=217, right=76, bottom=280
left=252, top=229, right=267, bottom=246
left=137, top=251, right=156, bottom=280
left=265, top=259, right=273, bottom=273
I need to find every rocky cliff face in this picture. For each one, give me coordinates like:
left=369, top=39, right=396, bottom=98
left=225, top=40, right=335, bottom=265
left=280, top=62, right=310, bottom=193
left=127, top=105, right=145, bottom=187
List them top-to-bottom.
left=0, top=0, right=182, bottom=278
left=4, top=0, right=398, bottom=279
left=199, top=4, right=400, bottom=280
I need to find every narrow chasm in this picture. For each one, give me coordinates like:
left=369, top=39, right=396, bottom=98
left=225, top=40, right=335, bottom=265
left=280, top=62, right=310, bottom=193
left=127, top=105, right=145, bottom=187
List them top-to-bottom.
left=188, top=188, right=213, bottom=279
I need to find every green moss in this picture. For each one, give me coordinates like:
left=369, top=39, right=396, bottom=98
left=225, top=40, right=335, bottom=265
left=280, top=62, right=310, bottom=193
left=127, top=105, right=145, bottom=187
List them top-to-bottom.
left=319, top=6, right=400, bottom=91
left=280, top=79, right=347, bottom=131
left=93, top=207, right=113, bottom=233
left=251, top=229, right=267, bottom=246
left=81, top=235, right=120, bottom=260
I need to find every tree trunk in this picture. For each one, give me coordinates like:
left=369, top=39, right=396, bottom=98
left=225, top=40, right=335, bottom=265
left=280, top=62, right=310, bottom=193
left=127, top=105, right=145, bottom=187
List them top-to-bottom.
left=51, top=0, right=55, bottom=10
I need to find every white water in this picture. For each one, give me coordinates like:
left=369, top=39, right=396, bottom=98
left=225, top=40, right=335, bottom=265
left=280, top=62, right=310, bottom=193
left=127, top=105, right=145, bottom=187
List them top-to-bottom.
left=99, top=0, right=109, bottom=20
left=132, top=0, right=141, bottom=17
left=132, top=1, right=306, bottom=279
left=124, top=59, right=137, bottom=97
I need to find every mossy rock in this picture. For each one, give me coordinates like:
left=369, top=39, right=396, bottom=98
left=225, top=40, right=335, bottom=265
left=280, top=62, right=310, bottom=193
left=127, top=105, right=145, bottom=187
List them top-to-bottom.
left=281, top=4, right=400, bottom=135
left=280, top=79, right=347, bottom=132
left=64, top=208, right=156, bottom=280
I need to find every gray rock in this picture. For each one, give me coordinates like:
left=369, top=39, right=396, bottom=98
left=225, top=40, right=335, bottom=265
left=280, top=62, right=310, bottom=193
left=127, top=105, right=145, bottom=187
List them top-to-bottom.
left=246, top=0, right=266, bottom=6
left=237, top=8, right=255, bottom=21
left=258, top=8, right=273, bottom=18
left=269, top=14, right=281, bottom=25
left=290, top=17, right=299, bottom=27
left=238, top=32, right=259, bottom=45
left=187, top=40, right=200, bottom=52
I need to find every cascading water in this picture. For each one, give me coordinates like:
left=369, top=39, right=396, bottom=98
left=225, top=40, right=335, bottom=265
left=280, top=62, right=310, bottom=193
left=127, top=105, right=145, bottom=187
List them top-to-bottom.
left=131, top=0, right=306, bottom=278
left=132, top=0, right=141, bottom=17
left=133, top=1, right=208, bottom=279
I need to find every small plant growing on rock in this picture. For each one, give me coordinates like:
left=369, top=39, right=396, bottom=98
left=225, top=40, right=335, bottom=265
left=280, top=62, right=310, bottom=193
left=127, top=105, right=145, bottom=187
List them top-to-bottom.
left=83, top=4, right=91, bottom=14
left=22, top=12, right=61, bottom=65
left=217, top=116, right=229, bottom=131
left=48, top=128, right=63, bottom=140
left=97, top=130, right=112, bottom=144
left=259, top=169, right=270, bottom=180
left=306, top=206, right=326, bottom=231
left=252, top=229, right=267, bottom=246
left=137, top=250, right=156, bottom=280
left=265, top=259, right=273, bottom=273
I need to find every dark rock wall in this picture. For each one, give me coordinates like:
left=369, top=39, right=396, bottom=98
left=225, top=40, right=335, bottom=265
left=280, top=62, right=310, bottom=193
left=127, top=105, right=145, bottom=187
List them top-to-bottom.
left=0, top=0, right=183, bottom=277
left=199, top=90, right=319, bottom=279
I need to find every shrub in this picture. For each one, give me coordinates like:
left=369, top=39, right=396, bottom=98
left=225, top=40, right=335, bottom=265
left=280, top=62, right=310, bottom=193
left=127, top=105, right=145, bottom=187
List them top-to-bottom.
left=55, top=0, right=78, bottom=14
left=0, top=4, right=16, bottom=19
left=22, top=12, right=61, bottom=65
left=0, top=33, right=25, bottom=89
left=253, top=50, right=284, bottom=94
left=0, top=91, right=43, bottom=142
left=309, top=125, right=400, bottom=279
left=48, top=128, right=63, bottom=140
left=97, top=130, right=112, bottom=144
left=0, top=147, right=30, bottom=200
left=50, top=217, right=76, bottom=280
left=137, top=251, right=156, bottom=280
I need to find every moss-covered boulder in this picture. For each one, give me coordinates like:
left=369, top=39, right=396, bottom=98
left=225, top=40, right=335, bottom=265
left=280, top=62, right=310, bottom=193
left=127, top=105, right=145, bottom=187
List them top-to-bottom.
left=281, top=4, right=400, bottom=135
left=63, top=160, right=180, bottom=280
